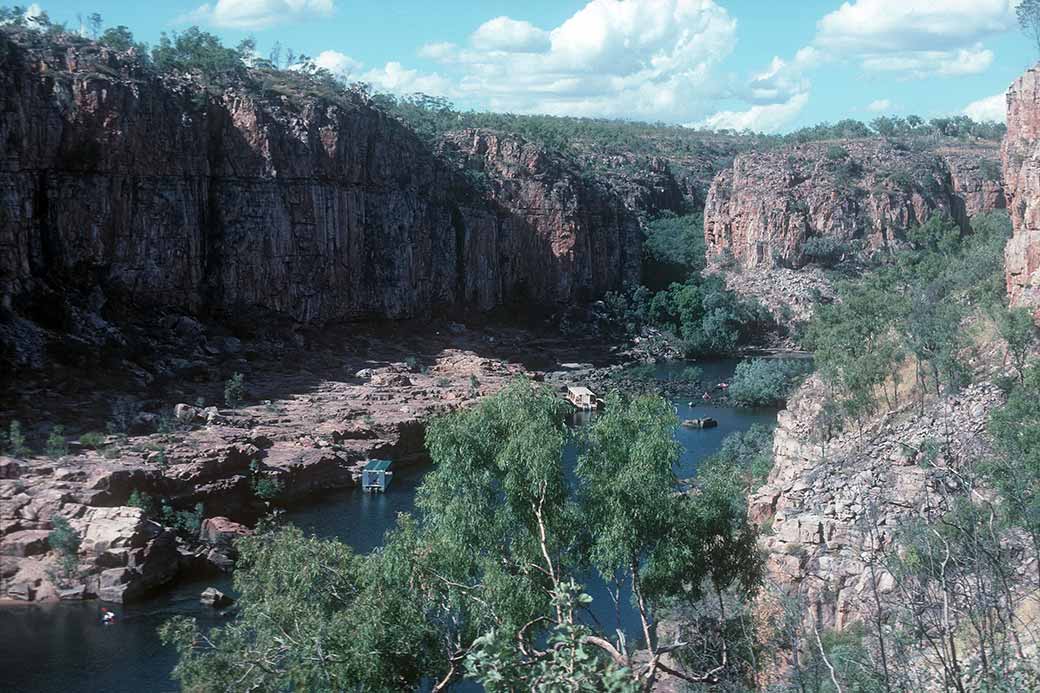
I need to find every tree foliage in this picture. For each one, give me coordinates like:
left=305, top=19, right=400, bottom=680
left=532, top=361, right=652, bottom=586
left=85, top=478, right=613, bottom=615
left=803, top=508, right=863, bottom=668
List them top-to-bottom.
left=806, top=212, right=1013, bottom=422
left=162, top=381, right=764, bottom=690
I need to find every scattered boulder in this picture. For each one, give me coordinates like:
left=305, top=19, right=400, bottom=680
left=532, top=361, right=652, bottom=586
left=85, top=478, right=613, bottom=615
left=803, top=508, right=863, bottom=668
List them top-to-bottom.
left=371, top=372, right=412, bottom=387
left=174, top=403, right=201, bottom=423
left=0, top=457, right=23, bottom=478
left=72, top=506, right=160, bottom=556
left=199, top=516, right=252, bottom=548
left=0, top=529, right=51, bottom=557
left=96, top=530, right=180, bottom=603
left=206, top=547, right=235, bottom=573
left=58, top=585, right=87, bottom=601
left=200, top=586, right=233, bottom=608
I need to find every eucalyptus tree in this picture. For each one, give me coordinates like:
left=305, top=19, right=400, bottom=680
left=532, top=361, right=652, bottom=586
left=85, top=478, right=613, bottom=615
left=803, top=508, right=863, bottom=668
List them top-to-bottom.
left=162, top=381, right=763, bottom=691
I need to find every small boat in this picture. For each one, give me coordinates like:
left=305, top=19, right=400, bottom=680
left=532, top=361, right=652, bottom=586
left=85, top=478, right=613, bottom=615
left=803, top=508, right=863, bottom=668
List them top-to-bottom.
left=682, top=418, right=718, bottom=429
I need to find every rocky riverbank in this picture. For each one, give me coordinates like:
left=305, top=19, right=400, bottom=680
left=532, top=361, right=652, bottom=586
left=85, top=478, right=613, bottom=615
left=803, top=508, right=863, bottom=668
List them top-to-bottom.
left=0, top=319, right=629, bottom=604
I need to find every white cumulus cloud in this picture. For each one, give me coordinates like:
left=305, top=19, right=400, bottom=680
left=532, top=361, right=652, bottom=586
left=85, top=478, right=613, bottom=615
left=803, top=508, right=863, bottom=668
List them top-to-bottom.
left=180, top=0, right=334, bottom=30
left=410, top=0, right=740, bottom=121
left=812, top=0, right=1014, bottom=78
left=470, top=17, right=549, bottom=53
left=860, top=44, right=994, bottom=78
left=314, top=50, right=362, bottom=78
left=314, top=51, right=456, bottom=97
left=696, top=92, right=810, bottom=134
left=964, top=92, right=1007, bottom=122
left=868, top=99, right=892, bottom=112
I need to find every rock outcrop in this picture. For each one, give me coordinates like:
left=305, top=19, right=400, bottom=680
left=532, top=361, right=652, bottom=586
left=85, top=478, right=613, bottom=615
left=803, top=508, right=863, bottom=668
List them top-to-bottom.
left=0, top=32, right=638, bottom=365
left=1003, top=66, right=1040, bottom=313
left=704, top=139, right=1004, bottom=271
left=750, top=375, right=1006, bottom=630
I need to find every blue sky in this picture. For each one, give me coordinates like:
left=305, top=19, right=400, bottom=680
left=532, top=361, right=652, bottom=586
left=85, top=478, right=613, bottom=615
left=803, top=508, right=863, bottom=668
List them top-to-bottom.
left=27, top=0, right=1037, bottom=132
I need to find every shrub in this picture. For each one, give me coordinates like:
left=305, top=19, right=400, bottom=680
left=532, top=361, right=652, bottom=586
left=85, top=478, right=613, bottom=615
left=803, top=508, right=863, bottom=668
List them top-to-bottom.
left=826, top=145, right=849, bottom=161
left=979, top=158, right=1002, bottom=182
left=801, top=236, right=850, bottom=267
left=728, top=359, right=812, bottom=407
left=224, top=372, right=246, bottom=408
left=107, top=397, right=140, bottom=435
left=3, top=420, right=29, bottom=457
left=46, top=425, right=68, bottom=458
left=79, top=431, right=106, bottom=449
left=253, top=476, right=283, bottom=502
left=128, top=489, right=157, bottom=517
left=162, top=501, right=205, bottom=536
left=49, top=516, right=82, bottom=581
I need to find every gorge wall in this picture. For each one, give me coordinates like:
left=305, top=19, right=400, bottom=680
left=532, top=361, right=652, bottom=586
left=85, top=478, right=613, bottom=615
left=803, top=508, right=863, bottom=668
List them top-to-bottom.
left=0, top=33, right=638, bottom=360
left=1003, top=65, right=1040, bottom=314
left=704, top=139, right=1004, bottom=270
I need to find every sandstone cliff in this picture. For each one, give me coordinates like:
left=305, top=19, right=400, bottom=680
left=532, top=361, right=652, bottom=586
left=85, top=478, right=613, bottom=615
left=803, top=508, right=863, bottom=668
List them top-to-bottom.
left=0, top=32, right=638, bottom=365
left=1003, top=66, right=1040, bottom=313
left=704, top=139, right=1004, bottom=271
left=749, top=375, right=1005, bottom=629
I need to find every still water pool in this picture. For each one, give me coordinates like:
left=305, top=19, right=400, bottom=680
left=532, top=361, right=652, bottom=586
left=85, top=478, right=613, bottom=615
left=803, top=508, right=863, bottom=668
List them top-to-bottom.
left=0, top=359, right=778, bottom=693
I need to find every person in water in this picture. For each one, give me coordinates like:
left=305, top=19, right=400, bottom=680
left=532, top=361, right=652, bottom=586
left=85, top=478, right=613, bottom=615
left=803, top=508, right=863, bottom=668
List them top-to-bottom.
left=101, top=608, right=116, bottom=625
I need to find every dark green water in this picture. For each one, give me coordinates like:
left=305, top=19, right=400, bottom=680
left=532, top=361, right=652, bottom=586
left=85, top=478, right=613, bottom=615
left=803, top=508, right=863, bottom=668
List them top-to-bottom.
left=0, top=360, right=778, bottom=693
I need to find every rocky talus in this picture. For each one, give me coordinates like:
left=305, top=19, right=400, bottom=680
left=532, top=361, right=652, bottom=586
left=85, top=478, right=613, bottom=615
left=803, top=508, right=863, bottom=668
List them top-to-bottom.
left=0, top=32, right=638, bottom=370
left=1003, top=66, right=1040, bottom=314
left=704, top=139, right=1004, bottom=271
left=749, top=374, right=1007, bottom=630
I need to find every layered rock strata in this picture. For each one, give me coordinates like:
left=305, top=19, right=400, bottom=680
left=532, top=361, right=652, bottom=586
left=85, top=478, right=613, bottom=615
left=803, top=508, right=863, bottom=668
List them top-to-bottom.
left=1003, top=66, right=1040, bottom=313
left=705, top=140, right=1005, bottom=271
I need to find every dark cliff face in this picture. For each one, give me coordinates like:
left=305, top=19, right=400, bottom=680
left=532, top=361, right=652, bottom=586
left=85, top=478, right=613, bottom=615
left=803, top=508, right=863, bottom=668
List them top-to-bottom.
left=0, top=34, right=639, bottom=351
left=438, top=130, right=641, bottom=308
left=703, top=139, right=1005, bottom=270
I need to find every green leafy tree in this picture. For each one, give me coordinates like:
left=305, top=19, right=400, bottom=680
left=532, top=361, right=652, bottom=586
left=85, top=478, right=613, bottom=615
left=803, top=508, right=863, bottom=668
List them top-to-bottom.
left=1019, top=0, right=1040, bottom=57
left=98, top=25, right=140, bottom=52
left=152, top=27, right=244, bottom=78
left=996, top=307, right=1038, bottom=383
left=728, top=358, right=812, bottom=408
left=987, top=365, right=1040, bottom=581
left=224, top=372, right=245, bottom=408
left=162, top=382, right=764, bottom=690
left=3, top=420, right=29, bottom=457
left=45, top=425, right=68, bottom=458
left=49, top=516, right=81, bottom=581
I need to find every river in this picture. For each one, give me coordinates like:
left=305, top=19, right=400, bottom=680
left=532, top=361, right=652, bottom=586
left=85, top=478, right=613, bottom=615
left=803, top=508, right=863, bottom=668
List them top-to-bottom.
left=0, top=360, right=778, bottom=693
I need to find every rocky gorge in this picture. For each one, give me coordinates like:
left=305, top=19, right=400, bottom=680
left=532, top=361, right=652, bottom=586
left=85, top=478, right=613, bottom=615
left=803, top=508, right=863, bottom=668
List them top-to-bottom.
left=3, top=25, right=1039, bottom=691
left=0, top=30, right=648, bottom=373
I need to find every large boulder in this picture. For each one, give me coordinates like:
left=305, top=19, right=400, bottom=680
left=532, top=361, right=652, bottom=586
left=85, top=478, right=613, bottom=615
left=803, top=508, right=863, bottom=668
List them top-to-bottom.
left=72, top=506, right=161, bottom=557
left=199, top=516, right=251, bottom=548
left=0, top=529, right=51, bottom=557
left=97, top=530, right=180, bottom=603
left=200, top=586, right=233, bottom=608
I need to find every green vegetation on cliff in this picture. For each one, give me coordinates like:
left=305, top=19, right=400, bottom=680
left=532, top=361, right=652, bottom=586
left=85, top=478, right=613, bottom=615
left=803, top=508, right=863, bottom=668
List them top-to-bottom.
left=807, top=211, right=1013, bottom=421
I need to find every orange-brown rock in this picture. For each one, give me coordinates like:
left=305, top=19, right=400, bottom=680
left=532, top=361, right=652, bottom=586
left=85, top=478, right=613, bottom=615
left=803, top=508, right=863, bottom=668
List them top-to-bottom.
left=0, top=31, right=638, bottom=342
left=1003, top=66, right=1040, bottom=313
left=704, top=139, right=1004, bottom=270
